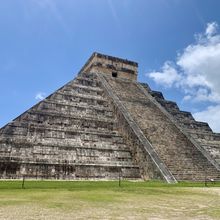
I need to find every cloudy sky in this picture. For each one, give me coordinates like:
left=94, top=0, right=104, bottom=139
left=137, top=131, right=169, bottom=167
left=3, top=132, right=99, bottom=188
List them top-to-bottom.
left=1, top=0, right=220, bottom=132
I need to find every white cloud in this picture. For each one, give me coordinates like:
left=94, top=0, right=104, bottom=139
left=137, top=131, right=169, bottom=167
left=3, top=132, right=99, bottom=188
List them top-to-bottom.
left=146, top=22, right=220, bottom=132
left=147, top=22, right=220, bottom=103
left=205, top=22, right=218, bottom=38
left=148, top=61, right=182, bottom=88
left=35, top=92, right=46, bottom=101
left=183, top=95, right=192, bottom=102
left=193, top=105, right=220, bottom=132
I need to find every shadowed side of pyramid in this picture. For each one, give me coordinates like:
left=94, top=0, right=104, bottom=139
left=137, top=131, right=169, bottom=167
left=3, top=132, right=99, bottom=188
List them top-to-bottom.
left=148, top=88, right=220, bottom=166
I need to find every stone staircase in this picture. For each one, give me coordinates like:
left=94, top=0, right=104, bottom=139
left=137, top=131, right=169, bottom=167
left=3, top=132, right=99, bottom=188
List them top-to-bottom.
left=0, top=73, right=140, bottom=179
left=104, top=75, right=220, bottom=181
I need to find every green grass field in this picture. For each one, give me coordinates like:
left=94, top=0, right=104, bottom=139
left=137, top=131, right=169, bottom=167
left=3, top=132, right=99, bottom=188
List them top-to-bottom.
left=0, top=180, right=220, bottom=220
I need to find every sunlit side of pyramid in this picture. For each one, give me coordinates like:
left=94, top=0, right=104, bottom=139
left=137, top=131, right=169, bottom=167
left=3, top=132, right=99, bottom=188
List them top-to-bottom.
left=1, top=52, right=220, bottom=182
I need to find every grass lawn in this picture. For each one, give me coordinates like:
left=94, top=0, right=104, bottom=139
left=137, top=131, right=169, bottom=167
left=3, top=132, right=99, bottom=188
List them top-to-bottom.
left=0, top=180, right=220, bottom=220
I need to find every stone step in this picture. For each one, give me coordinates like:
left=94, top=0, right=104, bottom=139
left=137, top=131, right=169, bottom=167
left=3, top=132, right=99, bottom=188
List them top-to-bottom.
left=75, top=77, right=101, bottom=88
left=66, top=82, right=104, bottom=93
left=62, top=86, right=103, bottom=98
left=60, top=87, right=104, bottom=98
left=53, top=90, right=107, bottom=103
left=150, top=91, right=164, bottom=100
left=46, top=96, right=110, bottom=109
left=43, top=99, right=111, bottom=111
left=154, top=99, right=180, bottom=112
left=38, top=100, right=113, bottom=117
left=32, top=104, right=113, bottom=119
left=28, top=108, right=114, bottom=123
left=13, top=111, right=115, bottom=130
left=171, top=111, right=195, bottom=122
left=181, top=121, right=212, bottom=132
left=1, top=123, right=115, bottom=137
left=0, top=127, right=125, bottom=143
left=190, top=131, right=220, bottom=141
left=10, top=139, right=126, bottom=150
left=0, top=140, right=132, bottom=154
left=199, top=140, right=220, bottom=147
left=0, top=142, right=134, bottom=164
left=0, top=143, right=131, bottom=157
left=0, top=156, right=136, bottom=169
left=0, top=157, right=139, bottom=169
left=0, top=160, right=140, bottom=179
left=161, top=160, right=216, bottom=170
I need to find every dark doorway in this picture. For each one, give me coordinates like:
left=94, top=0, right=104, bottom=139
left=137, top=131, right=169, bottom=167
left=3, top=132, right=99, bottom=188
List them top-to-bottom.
left=112, top=72, right=118, bottom=78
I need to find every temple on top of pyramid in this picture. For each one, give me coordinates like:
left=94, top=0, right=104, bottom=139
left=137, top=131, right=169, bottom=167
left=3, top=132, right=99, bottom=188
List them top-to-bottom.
left=1, top=52, right=220, bottom=183
left=79, top=52, right=138, bottom=80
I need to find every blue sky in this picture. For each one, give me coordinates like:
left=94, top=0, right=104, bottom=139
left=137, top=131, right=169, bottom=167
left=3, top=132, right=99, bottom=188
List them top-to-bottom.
left=1, top=0, right=220, bottom=131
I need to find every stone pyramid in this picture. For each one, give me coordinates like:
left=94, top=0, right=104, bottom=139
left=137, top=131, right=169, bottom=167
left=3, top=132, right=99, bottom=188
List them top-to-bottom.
left=1, top=52, right=220, bottom=183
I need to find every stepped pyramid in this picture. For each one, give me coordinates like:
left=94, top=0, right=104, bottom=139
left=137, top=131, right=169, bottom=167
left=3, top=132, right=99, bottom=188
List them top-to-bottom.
left=1, top=52, right=220, bottom=182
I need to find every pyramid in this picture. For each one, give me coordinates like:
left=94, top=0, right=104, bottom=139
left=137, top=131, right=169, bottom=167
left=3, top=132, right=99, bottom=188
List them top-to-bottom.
left=1, top=52, right=220, bottom=182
